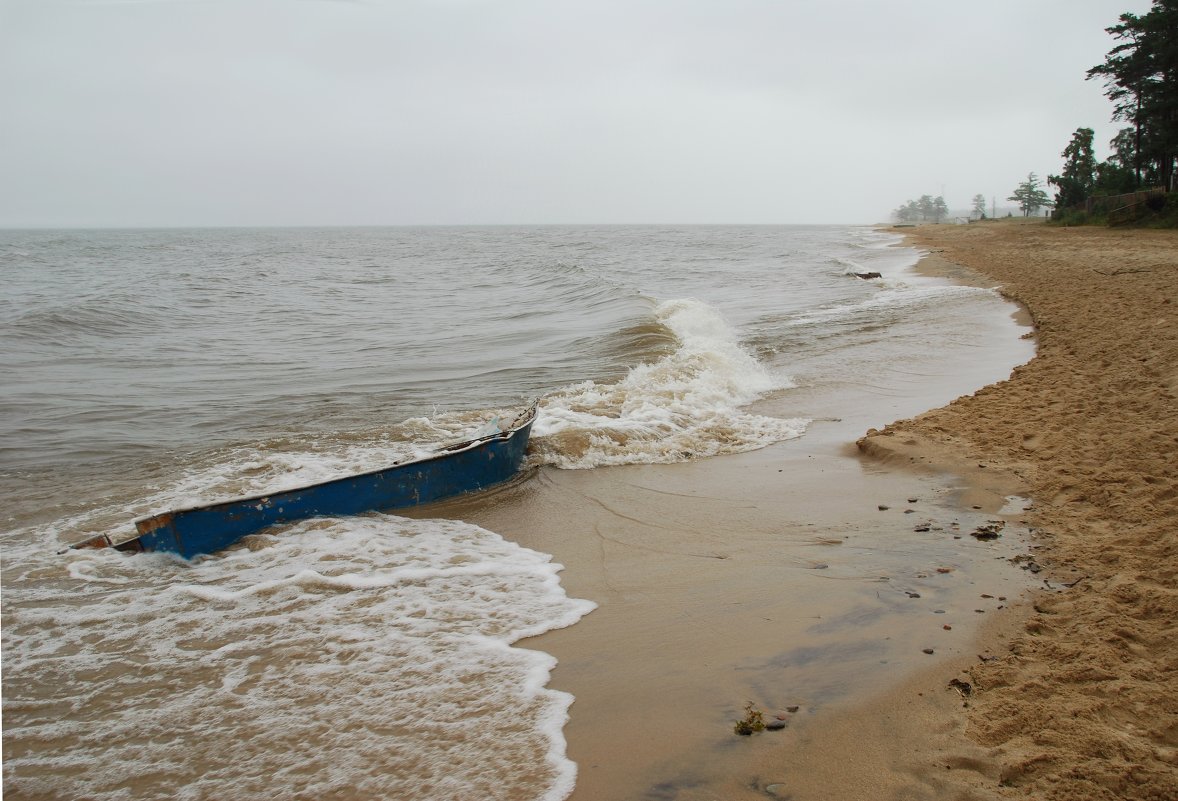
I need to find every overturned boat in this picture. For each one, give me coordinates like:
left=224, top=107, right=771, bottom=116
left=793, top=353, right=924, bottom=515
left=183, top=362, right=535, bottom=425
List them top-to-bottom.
left=70, top=403, right=538, bottom=559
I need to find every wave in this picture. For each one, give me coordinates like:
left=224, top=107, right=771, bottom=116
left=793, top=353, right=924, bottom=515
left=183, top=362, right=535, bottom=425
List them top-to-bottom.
left=786, top=283, right=999, bottom=328
left=1, top=296, right=177, bottom=343
left=531, top=298, right=808, bottom=469
left=4, top=513, right=592, bottom=801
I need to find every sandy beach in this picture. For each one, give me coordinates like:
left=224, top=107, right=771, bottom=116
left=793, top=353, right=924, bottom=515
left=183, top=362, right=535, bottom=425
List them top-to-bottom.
left=453, top=219, right=1177, bottom=800
left=853, top=220, right=1178, bottom=800
left=5, top=221, right=1170, bottom=800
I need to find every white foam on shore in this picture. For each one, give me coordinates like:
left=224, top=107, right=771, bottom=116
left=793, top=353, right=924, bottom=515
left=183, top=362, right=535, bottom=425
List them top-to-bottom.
left=788, top=282, right=1000, bottom=328
left=532, top=298, right=808, bottom=469
left=4, top=515, right=594, bottom=801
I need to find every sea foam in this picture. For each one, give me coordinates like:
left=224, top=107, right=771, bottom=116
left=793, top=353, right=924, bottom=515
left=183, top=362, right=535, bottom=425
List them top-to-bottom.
left=532, top=297, right=808, bottom=469
left=3, top=515, right=594, bottom=801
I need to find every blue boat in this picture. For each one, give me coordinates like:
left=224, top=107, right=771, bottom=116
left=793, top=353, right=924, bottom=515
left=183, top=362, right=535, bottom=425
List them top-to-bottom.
left=70, top=403, right=538, bottom=559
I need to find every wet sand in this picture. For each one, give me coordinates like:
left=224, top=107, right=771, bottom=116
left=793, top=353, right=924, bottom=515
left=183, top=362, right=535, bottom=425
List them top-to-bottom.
left=436, top=219, right=1175, bottom=800
left=851, top=220, right=1178, bottom=801
left=426, top=246, right=1044, bottom=800
left=450, top=437, right=1036, bottom=800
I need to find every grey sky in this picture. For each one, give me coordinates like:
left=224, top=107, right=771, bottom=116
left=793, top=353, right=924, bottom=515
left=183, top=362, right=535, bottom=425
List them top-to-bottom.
left=0, top=0, right=1151, bottom=227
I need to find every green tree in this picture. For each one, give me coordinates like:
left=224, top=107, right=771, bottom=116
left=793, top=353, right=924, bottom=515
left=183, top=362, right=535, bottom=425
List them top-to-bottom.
left=1086, top=1, right=1178, bottom=191
left=1048, top=127, right=1098, bottom=209
left=1095, top=127, right=1140, bottom=193
left=1008, top=173, right=1053, bottom=217
left=971, top=194, right=987, bottom=218
left=893, top=195, right=951, bottom=222
left=917, top=195, right=935, bottom=221
left=932, top=196, right=949, bottom=223
left=892, top=200, right=917, bottom=222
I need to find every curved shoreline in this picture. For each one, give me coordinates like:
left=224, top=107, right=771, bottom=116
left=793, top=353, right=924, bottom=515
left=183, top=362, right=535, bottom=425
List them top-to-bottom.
left=856, top=220, right=1178, bottom=800
left=467, top=229, right=1043, bottom=800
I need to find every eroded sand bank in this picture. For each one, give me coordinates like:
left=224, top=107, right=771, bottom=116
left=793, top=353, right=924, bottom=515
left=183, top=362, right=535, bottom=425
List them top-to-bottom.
left=849, top=220, right=1178, bottom=801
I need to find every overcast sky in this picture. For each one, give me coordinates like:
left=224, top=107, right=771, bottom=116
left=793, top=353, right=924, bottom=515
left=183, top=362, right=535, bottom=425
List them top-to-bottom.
left=0, top=0, right=1153, bottom=228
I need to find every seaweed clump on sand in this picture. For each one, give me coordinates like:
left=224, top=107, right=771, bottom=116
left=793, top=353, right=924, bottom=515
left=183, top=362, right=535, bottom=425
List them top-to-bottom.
left=733, top=702, right=766, bottom=736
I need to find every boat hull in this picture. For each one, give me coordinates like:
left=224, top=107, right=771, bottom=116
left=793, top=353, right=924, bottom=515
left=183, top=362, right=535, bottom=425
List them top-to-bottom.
left=71, top=406, right=536, bottom=559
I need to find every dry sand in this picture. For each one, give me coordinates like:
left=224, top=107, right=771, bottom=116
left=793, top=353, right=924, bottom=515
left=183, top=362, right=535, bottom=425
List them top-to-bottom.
left=852, top=219, right=1178, bottom=801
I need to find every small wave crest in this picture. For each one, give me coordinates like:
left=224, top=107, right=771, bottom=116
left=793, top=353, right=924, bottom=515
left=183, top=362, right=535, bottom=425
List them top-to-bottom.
left=830, top=255, right=870, bottom=275
left=788, top=283, right=998, bottom=328
left=532, top=298, right=808, bottom=469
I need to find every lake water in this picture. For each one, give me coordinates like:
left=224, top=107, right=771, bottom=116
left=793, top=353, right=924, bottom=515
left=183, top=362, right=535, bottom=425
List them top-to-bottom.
left=1, top=225, right=1028, bottom=800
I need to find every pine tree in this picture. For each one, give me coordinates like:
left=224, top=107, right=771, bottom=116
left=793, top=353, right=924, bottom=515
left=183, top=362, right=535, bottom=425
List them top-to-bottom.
left=1086, top=1, right=1178, bottom=190
left=1048, top=128, right=1098, bottom=209
left=1008, top=173, right=1053, bottom=217
left=932, top=196, right=949, bottom=223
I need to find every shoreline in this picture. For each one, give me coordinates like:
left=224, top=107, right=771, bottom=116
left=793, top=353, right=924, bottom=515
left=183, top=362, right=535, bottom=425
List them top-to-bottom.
left=442, top=219, right=1176, bottom=800
left=855, top=220, right=1178, bottom=800
left=447, top=229, right=1046, bottom=800
left=470, top=432, right=1040, bottom=800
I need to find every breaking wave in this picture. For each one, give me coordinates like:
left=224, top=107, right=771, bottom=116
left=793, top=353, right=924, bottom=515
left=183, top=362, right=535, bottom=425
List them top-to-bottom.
left=532, top=298, right=808, bottom=469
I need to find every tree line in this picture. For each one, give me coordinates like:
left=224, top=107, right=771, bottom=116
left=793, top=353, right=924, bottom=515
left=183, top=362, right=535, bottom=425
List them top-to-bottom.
left=1049, top=0, right=1176, bottom=214
left=907, top=2, right=1175, bottom=224
left=893, top=193, right=992, bottom=222
left=892, top=195, right=949, bottom=222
